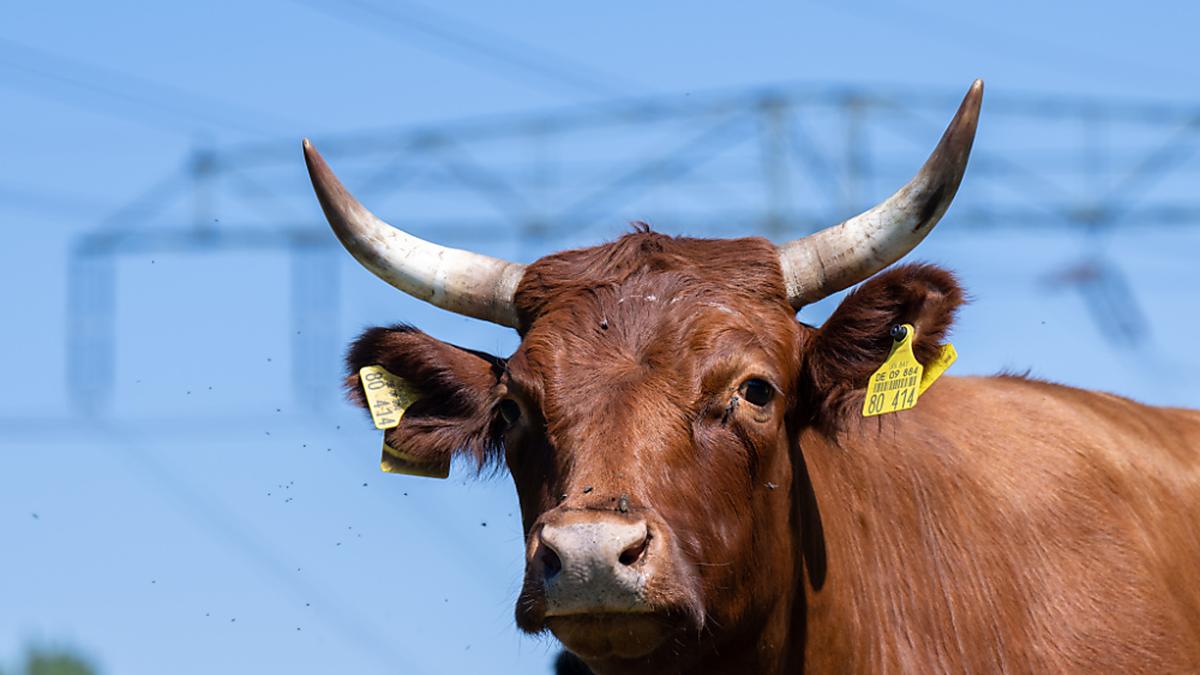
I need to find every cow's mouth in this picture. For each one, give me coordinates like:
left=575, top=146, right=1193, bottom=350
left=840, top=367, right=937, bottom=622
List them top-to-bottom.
left=546, top=612, right=678, bottom=660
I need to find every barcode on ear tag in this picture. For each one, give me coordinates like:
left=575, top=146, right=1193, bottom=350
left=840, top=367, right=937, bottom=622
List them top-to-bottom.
left=862, top=324, right=924, bottom=417
left=359, top=365, right=420, bottom=430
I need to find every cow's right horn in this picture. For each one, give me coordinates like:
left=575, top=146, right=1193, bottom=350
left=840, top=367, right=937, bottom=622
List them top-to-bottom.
left=777, top=79, right=983, bottom=308
left=303, top=139, right=525, bottom=328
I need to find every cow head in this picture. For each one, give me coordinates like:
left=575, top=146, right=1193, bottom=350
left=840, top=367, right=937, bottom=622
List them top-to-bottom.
left=309, top=81, right=982, bottom=673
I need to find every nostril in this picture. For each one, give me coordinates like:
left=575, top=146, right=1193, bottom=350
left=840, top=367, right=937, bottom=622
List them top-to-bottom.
left=618, top=531, right=650, bottom=566
left=539, top=545, right=563, bottom=579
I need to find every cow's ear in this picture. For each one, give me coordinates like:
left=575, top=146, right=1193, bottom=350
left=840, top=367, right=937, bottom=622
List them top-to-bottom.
left=798, top=264, right=965, bottom=425
left=345, top=324, right=506, bottom=473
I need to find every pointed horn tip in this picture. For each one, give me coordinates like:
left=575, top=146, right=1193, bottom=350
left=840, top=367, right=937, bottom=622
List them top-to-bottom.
left=957, top=79, right=984, bottom=123
left=936, top=80, right=984, bottom=152
left=300, top=137, right=360, bottom=235
left=301, top=138, right=325, bottom=169
left=301, top=138, right=320, bottom=165
left=301, top=139, right=343, bottom=197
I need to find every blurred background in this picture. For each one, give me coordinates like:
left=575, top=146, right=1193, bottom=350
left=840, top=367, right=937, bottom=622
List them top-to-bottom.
left=3, top=1, right=1199, bottom=673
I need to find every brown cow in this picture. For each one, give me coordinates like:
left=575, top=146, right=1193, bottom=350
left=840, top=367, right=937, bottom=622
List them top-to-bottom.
left=304, top=81, right=1200, bottom=674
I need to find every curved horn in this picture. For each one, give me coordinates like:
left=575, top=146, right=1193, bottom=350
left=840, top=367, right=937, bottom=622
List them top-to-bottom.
left=778, top=79, right=983, bottom=307
left=303, top=139, right=525, bottom=327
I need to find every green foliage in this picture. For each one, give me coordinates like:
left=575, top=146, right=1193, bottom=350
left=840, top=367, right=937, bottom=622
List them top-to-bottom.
left=8, top=647, right=97, bottom=675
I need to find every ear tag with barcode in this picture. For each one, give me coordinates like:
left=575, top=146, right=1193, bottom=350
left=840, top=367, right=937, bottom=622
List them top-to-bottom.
left=862, top=324, right=924, bottom=417
left=359, top=365, right=449, bottom=479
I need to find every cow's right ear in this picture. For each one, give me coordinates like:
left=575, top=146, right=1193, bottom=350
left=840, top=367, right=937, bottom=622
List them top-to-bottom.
left=345, top=325, right=506, bottom=473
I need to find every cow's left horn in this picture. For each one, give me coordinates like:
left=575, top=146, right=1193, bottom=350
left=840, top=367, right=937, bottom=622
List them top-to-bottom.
left=778, top=79, right=983, bottom=308
left=303, top=139, right=525, bottom=327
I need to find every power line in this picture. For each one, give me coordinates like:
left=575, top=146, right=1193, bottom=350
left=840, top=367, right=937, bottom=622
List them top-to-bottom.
left=289, top=0, right=636, bottom=98
left=818, top=0, right=1197, bottom=88
left=0, top=37, right=293, bottom=136
left=0, top=69, right=195, bottom=136
left=0, top=182, right=113, bottom=218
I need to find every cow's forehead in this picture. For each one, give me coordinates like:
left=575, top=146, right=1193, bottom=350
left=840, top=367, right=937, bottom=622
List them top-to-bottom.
left=513, top=231, right=792, bottom=325
left=507, top=232, right=801, bottom=401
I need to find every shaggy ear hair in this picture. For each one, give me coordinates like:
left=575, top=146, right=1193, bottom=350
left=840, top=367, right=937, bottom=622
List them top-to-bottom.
left=800, top=263, right=965, bottom=426
left=345, top=325, right=506, bottom=472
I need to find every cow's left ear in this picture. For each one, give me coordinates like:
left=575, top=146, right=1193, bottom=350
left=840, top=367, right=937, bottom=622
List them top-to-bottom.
left=798, top=263, right=965, bottom=424
left=345, top=325, right=506, bottom=473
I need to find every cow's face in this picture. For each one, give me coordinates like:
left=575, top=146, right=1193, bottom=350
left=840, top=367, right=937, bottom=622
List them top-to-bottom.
left=345, top=233, right=964, bottom=670
left=347, top=234, right=801, bottom=664
left=502, top=235, right=802, bottom=662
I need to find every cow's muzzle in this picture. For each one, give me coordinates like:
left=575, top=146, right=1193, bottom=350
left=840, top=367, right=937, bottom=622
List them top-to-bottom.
left=518, top=508, right=689, bottom=660
left=537, top=513, right=653, bottom=616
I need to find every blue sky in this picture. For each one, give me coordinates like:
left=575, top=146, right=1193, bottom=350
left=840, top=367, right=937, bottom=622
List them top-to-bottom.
left=3, top=2, right=1199, bottom=674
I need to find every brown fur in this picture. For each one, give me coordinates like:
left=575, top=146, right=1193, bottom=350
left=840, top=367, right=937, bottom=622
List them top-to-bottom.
left=345, top=231, right=1200, bottom=674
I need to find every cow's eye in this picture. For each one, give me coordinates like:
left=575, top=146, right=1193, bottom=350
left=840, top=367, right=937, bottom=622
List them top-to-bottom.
left=740, top=379, right=774, bottom=407
left=498, top=399, right=522, bottom=426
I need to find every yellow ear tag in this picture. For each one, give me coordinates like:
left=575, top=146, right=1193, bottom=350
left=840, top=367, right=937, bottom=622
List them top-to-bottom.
left=862, top=324, right=923, bottom=417
left=918, top=343, right=957, bottom=396
left=359, top=365, right=449, bottom=479
left=359, top=365, right=420, bottom=430
left=381, top=441, right=450, bottom=479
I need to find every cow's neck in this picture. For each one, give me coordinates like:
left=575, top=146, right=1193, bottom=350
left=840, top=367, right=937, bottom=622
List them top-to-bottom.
left=790, top=412, right=987, bottom=672
left=793, top=418, right=941, bottom=672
